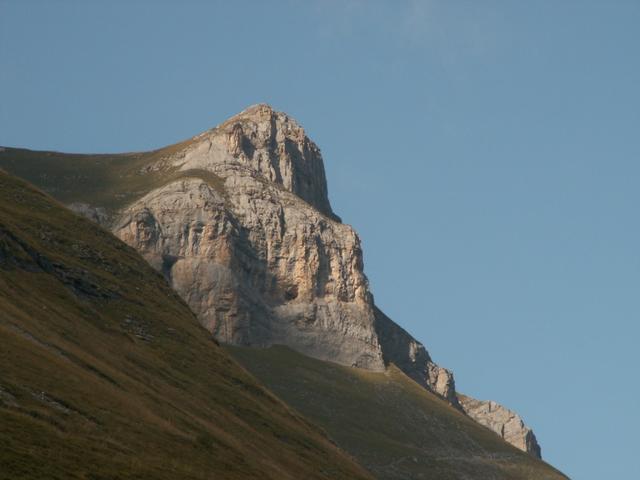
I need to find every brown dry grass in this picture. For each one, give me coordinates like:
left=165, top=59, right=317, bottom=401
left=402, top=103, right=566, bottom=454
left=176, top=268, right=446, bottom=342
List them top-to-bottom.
left=227, top=345, right=570, bottom=480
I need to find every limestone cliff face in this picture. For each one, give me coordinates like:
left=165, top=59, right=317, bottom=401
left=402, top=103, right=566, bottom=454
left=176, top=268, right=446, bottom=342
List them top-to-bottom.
left=67, top=104, right=542, bottom=457
left=112, top=105, right=384, bottom=371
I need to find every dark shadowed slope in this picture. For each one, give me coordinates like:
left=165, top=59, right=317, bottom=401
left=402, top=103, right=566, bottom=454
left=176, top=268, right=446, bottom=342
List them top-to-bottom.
left=0, top=171, right=373, bottom=480
left=227, top=346, right=569, bottom=480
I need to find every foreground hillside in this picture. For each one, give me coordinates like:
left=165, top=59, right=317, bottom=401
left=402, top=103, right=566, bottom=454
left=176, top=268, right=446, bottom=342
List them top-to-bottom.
left=0, top=171, right=373, bottom=480
left=228, top=346, right=568, bottom=480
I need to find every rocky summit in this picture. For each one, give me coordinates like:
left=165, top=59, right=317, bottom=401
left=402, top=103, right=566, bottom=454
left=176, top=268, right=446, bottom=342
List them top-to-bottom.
left=0, top=104, right=541, bottom=458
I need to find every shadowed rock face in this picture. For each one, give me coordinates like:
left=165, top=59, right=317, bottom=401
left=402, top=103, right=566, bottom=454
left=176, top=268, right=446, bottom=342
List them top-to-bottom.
left=10, top=103, right=541, bottom=457
left=373, top=306, right=459, bottom=406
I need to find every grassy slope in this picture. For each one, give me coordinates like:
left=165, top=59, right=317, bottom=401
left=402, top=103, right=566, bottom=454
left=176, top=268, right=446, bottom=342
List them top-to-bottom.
left=0, top=145, right=227, bottom=213
left=0, top=172, right=373, bottom=480
left=227, top=346, right=569, bottom=480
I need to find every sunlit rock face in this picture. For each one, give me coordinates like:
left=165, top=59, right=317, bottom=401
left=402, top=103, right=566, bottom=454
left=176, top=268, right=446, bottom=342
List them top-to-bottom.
left=173, top=104, right=337, bottom=220
left=112, top=105, right=385, bottom=371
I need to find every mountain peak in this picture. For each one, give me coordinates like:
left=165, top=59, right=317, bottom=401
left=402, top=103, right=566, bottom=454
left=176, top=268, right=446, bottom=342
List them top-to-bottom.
left=234, top=102, right=277, bottom=117
left=218, top=104, right=305, bottom=140
left=181, top=105, right=338, bottom=220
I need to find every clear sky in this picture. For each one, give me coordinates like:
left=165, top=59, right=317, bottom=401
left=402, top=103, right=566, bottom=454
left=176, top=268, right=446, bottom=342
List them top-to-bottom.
left=2, top=1, right=639, bottom=478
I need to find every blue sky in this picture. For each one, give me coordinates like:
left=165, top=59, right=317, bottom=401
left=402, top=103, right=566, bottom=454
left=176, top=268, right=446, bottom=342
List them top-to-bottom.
left=2, top=1, right=639, bottom=478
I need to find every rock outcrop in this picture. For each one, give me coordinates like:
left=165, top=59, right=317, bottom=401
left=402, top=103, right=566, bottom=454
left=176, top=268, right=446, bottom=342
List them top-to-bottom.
left=64, top=104, right=541, bottom=456
left=112, top=105, right=385, bottom=371
left=67, top=202, right=109, bottom=225
left=459, top=394, right=542, bottom=458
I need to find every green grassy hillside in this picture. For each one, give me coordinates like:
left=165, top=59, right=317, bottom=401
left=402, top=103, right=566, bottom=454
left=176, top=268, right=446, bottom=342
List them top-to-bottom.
left=0, top=145, right=223, bottom=213
left=0, top=171, right=373, bottom=480
left=227, top=345, right=569, bottom=480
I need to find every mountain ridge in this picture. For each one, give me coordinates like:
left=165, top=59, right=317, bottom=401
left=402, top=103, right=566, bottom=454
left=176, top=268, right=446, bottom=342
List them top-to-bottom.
left=0, top=104, right=543, bottom=459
